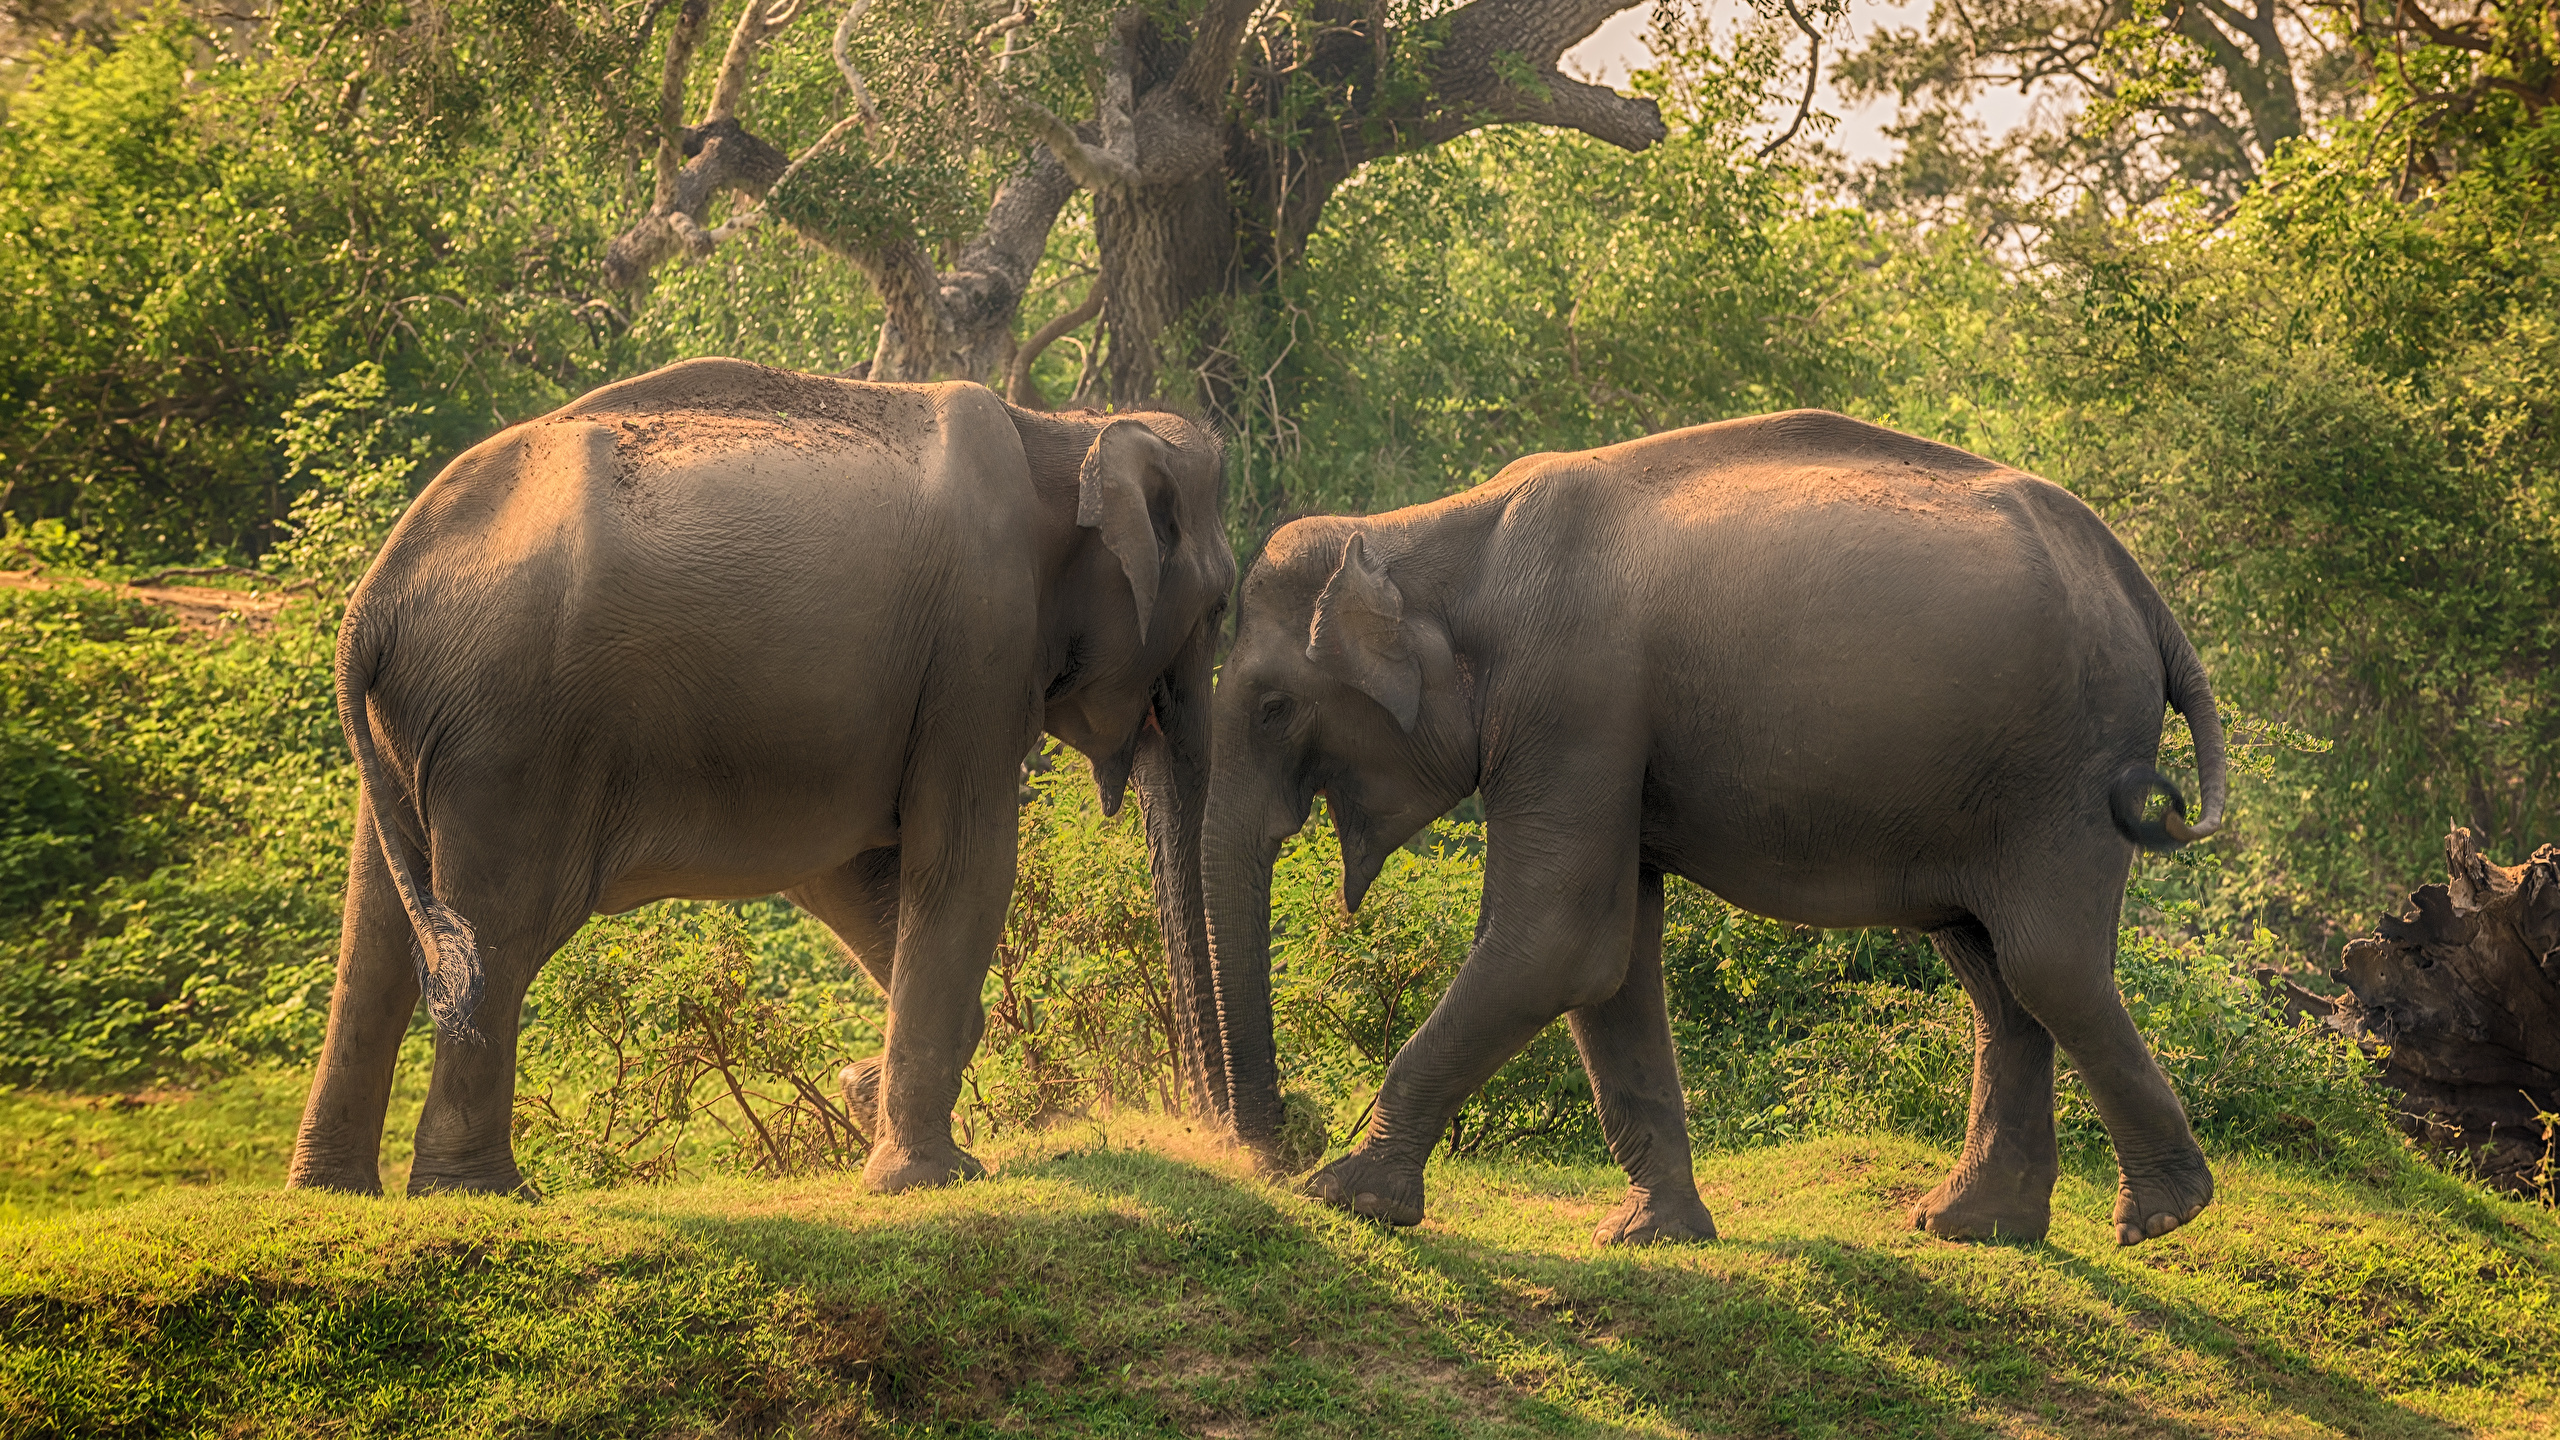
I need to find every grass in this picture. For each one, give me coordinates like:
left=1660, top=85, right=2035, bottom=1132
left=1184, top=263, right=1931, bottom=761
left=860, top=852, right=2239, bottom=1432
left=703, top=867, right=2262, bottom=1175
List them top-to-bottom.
left=0, top=1041, right=433, bottom=1218
left=1, top=1106, right=2553, bottom=1438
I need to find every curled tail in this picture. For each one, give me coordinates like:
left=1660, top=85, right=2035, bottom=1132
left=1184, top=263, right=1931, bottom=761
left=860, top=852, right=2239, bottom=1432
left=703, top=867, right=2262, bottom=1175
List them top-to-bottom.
left=2110, top=605, right=2229, bottom=853
left=336, top=613, right=484, bottom=1044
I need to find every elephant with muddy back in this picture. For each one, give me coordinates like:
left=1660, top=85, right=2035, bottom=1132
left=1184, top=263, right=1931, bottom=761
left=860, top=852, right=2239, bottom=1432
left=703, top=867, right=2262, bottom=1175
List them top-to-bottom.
left=288, top=358, right=1236, bottom=1197
left=1204, top=410, right=2229, bottom=1247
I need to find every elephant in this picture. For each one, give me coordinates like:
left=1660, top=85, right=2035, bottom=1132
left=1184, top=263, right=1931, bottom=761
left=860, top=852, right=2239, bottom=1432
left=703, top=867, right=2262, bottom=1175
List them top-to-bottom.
left=286, top=358, right=1236, bottom=1197
left=1204, top=409, right=2228, bottom=1247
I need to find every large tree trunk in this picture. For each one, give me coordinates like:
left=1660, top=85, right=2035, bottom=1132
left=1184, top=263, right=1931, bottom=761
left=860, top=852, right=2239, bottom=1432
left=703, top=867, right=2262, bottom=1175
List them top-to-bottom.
left=602, top=0, right=1664, bottom=409
left=2329, top=828, right=2560, bottom=1196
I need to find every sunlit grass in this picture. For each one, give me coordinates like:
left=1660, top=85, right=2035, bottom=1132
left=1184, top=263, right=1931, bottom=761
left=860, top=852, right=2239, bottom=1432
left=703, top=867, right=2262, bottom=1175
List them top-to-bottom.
left=3, top=1115, right=2551, bottom=1437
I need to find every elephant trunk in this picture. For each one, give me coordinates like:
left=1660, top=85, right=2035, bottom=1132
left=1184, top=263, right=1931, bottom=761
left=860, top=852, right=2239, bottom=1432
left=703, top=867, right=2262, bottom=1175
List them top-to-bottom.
left=1131, top=641, right=1227, bottom=1126
left=1204, top=786, right=1287, bottom=1157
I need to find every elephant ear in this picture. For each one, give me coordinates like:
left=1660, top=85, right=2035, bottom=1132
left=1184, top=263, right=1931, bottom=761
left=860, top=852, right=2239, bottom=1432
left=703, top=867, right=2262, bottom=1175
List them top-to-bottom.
left=1077, top=418, right=1171, bottom=645
left=1306, top=532, right=1421, bottom=732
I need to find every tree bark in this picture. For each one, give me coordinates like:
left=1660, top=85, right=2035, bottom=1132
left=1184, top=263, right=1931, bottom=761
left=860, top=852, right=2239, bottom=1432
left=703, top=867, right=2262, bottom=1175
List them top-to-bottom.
left=602, top=0, right=1664, bottom=406
left=2329, top=828, right=2560, bottom=1196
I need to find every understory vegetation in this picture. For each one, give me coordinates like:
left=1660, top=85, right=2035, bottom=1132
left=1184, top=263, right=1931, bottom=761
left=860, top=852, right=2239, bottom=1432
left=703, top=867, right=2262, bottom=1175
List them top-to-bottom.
left=0, top=563, right=2423, bottom=1202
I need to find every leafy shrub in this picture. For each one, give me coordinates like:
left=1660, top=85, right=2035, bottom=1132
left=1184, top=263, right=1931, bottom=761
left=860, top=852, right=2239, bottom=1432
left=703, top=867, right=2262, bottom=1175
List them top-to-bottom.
left=264, top=365, right=433, bottom=597
left=0, top=570, right=348, bottom=1089
left=965, top=754, right=1191, bottom=1136
left=1267, top=813, right=1487, bottom=1145
left=514, top=903, right=878, bottom=1192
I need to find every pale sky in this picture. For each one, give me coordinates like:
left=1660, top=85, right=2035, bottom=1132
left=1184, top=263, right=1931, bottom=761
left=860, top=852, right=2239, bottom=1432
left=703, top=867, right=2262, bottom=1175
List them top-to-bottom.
left=1561, top=1, right=2037, bottom=164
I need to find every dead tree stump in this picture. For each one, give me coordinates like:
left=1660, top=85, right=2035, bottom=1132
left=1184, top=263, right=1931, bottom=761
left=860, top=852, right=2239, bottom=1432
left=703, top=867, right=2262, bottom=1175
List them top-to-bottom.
left=2331, top=829, right=2560, bottom=1195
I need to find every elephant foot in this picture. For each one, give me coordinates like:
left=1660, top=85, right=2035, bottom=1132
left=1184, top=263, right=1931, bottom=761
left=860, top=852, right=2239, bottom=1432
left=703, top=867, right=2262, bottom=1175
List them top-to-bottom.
left=839, top=1055, right=883, bottom=1139
left=862, top=1142, right=986, bottom=1194
left=1306, top=1150, right=1425, bottom=1227
left=285, top=1152, right=384, bottom=1196
left=2114, top=1154, right=2213, bottom=1247
left=407, top=1162, right=535, bottom=1199
left=1910, top=1164, right=2053, bottom=1243
left=1594, top=1184, right=1716, bottom=1245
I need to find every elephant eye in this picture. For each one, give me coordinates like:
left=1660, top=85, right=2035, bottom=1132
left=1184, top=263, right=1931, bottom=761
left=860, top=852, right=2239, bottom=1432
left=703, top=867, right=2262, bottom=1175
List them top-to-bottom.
left=1257, top=692, right=1296, bottom=729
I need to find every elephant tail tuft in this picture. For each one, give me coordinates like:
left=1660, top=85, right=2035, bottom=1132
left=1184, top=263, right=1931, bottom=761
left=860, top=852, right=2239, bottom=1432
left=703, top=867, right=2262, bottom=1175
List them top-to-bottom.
left=336, top=610, right=485, bottom=1046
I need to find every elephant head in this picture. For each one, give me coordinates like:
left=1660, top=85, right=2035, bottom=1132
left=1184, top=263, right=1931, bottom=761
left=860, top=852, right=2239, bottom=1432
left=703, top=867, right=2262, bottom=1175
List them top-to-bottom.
left=1011, top=403, right=1238, bottom=1122
left=1204, top=520, right=1482, bottom=1157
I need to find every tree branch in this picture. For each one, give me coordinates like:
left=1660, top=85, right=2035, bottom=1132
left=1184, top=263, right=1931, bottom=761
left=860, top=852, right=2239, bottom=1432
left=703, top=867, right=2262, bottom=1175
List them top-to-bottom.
left=655, top=0, right=712, bottom=202
left=710, top=0, right=802, bottom=123
left=833, top=0, right=882, bottom=140
left=1169, top=0, right=1263, bottom=110
left=1374, top=0, right=1667, bottom=160
left=1758, top=0, right=1825, bottom=159
left=1008, top=277, right=1106, bottom=405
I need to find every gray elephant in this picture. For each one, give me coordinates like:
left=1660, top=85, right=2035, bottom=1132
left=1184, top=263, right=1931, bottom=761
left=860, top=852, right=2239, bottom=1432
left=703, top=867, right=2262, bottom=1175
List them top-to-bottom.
left=287, top=358, right=1235, bottom=1196
left=1206, top=410, right=2227, bottom=1247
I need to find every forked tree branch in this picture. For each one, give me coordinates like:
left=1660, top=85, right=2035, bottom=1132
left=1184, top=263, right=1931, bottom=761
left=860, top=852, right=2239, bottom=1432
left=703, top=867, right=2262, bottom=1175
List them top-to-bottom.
left=1375, top=0, right=1666, bottom=161
left=1758, top=0, right=1825, bottom=159
left=1007, top=276, right=1107, bottom=405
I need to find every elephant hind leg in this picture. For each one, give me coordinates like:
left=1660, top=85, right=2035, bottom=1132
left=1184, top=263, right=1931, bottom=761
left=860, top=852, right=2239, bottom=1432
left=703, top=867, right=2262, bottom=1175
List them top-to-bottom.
left=290, top=797, right=423, bottom=1194
left=789, top=849, right=903, bottom=1144
left=404, top=865, right=592, bottom=1198
left=1986, top=901, right=2213, bottom=1247
left=1910, top=918, right=2059, bottom=1243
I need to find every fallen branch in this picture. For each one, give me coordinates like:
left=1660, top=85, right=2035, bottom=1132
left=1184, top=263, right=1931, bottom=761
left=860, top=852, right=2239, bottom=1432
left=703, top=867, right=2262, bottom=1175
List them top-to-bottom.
left=2327, top=827, right=2560, bottom=1195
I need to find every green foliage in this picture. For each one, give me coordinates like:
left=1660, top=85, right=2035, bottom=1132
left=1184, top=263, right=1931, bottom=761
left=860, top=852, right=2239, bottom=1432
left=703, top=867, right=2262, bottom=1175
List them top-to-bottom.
left=0, top=2, right=650, bottom=558
left=1229, top=109, right=1911, bottom=532
left=2005, top=117, right=2560, bottom=942
left=765, top=137, right=978, bottom=259
left=265, top=364, right=431, bottom=597
left=0, top=571, right=345, bottom=1087
left=966, top=755, right=1190, bottom=1136
left=1265, top=812, right=1484, bottom=1139
left=514, top=903, right=874, bottom=1192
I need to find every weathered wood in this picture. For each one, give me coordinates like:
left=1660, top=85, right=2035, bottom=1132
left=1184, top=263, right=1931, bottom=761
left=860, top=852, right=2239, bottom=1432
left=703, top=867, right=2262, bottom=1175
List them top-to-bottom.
left=2332, top=828, right=2560, bottom=1195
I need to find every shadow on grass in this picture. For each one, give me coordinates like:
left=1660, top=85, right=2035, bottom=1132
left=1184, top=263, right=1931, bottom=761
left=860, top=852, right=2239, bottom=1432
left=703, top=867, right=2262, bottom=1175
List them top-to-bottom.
left=638, top=1144, right=2494, bottom=1438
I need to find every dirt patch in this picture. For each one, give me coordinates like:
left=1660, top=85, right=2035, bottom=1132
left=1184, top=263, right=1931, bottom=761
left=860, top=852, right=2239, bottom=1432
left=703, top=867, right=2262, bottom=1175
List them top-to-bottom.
left=563, top=359, right=932, bottom=466
left=0, top=569, right=295, bottom=635
left=92, top=1089, right=197, bottom=1112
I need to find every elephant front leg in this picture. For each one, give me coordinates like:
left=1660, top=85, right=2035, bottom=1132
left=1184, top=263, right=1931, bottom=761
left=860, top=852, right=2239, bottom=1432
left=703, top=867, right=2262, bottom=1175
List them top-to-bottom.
left=1309, top=798, right=1644, bottom=1228
left=861, top=805, right=1010, bottom=1193
left=787, top=848, right=902, bottom=1140
left=1572, top=867, right=1714, bottom=1245
left=1910, top=920, right=2060, bottom=1242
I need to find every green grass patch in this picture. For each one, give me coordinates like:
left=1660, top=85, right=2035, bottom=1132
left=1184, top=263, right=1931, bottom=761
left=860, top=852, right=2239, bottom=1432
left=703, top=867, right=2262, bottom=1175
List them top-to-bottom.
left=3, top=1122, right=2551, bottom=1437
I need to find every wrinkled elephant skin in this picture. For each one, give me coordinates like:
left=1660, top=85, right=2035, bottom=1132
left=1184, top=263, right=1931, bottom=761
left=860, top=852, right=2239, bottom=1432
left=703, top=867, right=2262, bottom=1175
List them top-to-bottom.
left=287, top=359, right=1234, bottom=1197
left=1204, top=410, right=2228, bottom=1247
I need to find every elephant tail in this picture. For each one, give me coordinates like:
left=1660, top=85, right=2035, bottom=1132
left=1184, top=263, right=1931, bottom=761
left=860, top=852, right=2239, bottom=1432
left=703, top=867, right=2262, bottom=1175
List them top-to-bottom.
left=2109, top=601, right=2229, bottom=853
left=336, top=610, right=485, bottom=1045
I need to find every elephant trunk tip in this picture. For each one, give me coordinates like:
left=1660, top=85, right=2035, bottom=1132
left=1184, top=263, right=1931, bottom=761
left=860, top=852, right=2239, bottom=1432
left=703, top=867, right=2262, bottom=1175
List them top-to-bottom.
left=1229, top=1089, right=1327, bottom=1175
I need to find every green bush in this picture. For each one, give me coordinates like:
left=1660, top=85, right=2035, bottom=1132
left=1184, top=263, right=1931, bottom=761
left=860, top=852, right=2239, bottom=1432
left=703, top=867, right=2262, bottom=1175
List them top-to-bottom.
left=0, top=571, right=348, bottom=1089
left=966, top=755, right=1193, bottom=1136
left=513, top=902, right=877, bottom=1192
